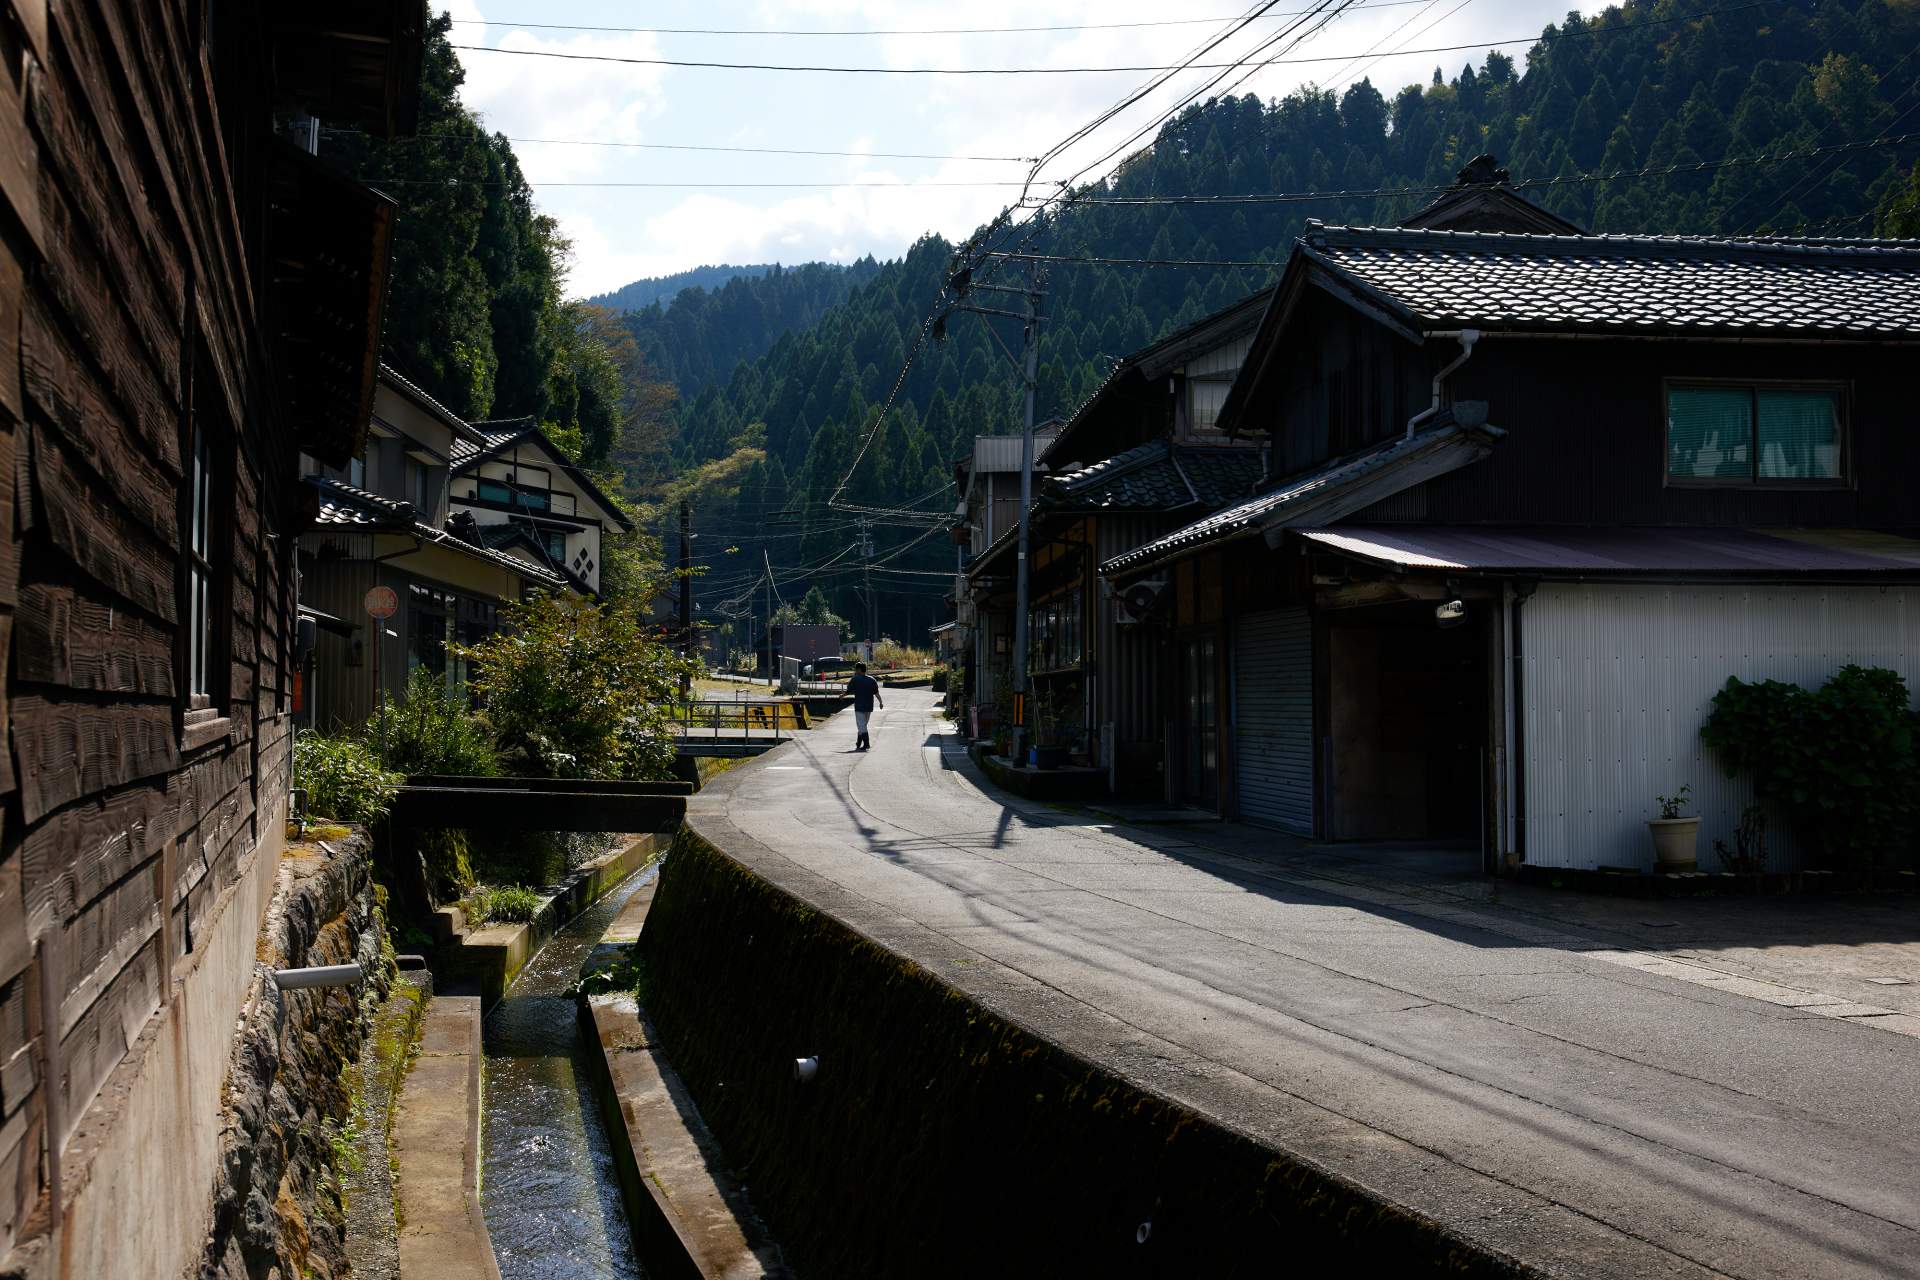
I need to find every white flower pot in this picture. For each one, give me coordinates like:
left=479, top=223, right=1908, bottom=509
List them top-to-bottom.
left=1648, top=817, right=1701, bottom=872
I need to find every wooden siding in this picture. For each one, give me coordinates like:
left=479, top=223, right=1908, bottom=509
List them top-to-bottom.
left=0, top=0, right=305, bottom=1252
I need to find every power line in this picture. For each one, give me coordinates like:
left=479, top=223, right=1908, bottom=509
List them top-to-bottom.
left=445, top=4, right=1438, bottom=39
left=446, top=8, right=1766, bottom=76
left=322, top=127, right=1032, bottom=164
left=372, top=177, right=1029, bottom=189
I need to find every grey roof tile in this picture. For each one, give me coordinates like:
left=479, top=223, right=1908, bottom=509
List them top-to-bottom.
left=1304, top=224, right=1920, bottom=337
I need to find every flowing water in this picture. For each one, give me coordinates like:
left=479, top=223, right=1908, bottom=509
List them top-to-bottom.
left=481, top=867, right=656, bottom=1279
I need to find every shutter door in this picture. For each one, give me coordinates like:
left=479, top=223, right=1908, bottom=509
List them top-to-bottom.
left=1233, top=608, right=1313, bottom=834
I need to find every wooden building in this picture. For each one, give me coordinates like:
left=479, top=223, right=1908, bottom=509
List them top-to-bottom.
left=0, top=0, right=423, bottom=1270
left=1104, top=222, right=1920, bottom=871
left=299, top=367, right=566, bottom=731
left=449, top=416, right=634, bottom=596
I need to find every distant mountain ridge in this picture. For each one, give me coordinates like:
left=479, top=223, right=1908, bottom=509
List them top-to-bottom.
left=585, top=263, right=780, bottom=314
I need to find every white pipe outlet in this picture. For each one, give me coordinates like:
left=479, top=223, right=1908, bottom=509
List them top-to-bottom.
left=271, top=963, right=364, bottom=991
left=793, top=1055, right=820, bottom=1084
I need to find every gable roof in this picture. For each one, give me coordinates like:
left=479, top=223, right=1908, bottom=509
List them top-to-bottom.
left=1398, top=154, right=1587, bottom=236
left=1299, top=223, right=1920, bottom=340
left=1042, top=287, right=1270, bottom=466
left=378, top=363, right=487, bottom=445
left=1100, top=413, right=1504, bottom=578
left=452, top=417, right=635, bottom=531
left=1048, top=440, right=1263, bottom=512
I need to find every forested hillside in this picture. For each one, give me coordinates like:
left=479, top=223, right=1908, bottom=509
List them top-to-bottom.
left=664, top=0, right=1920, bottom=652
left=587, top=263, right=777, bottom=313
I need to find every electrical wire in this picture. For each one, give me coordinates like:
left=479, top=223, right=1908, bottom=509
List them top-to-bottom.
left=446, top=4, right=1438, bottom=39
left=445, top=7, right=1766, bottom=76
left=321, top=127, right=1033, bottom=164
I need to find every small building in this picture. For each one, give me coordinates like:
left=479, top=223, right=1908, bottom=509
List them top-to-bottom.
left=298, top=367, right=569, bottom=729
left=449, top=417, right=635, bottom=596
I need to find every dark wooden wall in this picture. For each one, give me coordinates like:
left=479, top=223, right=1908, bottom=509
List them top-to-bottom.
left=0, top=0, right=297, bottom=1251
left=1266, top=288, right=1431, bottom=479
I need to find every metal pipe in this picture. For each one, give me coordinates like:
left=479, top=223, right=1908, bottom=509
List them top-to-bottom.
left=1407, top=329, right=1481, bottom=439
left=271, top=963, right=364, bottom=990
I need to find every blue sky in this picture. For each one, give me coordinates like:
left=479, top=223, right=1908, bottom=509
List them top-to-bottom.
left=439, top=0, right=1585, bottom=296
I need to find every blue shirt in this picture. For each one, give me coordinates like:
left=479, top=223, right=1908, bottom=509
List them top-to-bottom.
left=848, top=673, right=880, bottom=713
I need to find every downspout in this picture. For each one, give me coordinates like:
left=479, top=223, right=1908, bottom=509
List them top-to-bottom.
left=1405, top=329, right=1481, bottom=439
left=1507, top=578, right=1536, bottom=866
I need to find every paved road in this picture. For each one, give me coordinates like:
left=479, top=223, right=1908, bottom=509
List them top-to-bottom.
left=693, top=691, right=1920, bottom=1278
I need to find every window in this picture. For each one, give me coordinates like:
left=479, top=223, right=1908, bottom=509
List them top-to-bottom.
left=1667, top=383, right=1845, bottom=484
left=187, top=428, right=215, bottom=702
left=348, top=455, right=365, bottom=489
left=476, top=476, right=549, bottom=510
left=477, top=478, right=512, bottom=504
left=542, top=529, right=567, bottom=561
left=1028, top=591, right=1084, bottom=672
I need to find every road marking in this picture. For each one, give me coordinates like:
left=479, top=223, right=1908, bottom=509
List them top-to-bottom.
left=1579, top=948, right=1915, bottom=1034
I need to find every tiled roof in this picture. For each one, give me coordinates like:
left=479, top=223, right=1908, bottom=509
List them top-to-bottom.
left=1303, top=223, right=1920, bottom=337
left=378, top=364, right=484, bottom=444
left=1101, top=415, right=1503, bottom=576
left=448, top=419, right=530, bottom=467
left=1048, top=441, right=1262, bottom=511
left=305, top=476, right=567, bottom=588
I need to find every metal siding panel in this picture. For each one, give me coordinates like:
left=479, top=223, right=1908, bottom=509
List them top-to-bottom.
left=1523, top=584, right=1918, bottom=870
left=1233, top=608, right=1313, bottom=833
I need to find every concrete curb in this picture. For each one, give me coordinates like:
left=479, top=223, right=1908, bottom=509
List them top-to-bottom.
left=435, top=833, right=664, bottom=1006
left=393, top=996, right=501, bottom=1280
left=583, top=996, right=791, bottom=1280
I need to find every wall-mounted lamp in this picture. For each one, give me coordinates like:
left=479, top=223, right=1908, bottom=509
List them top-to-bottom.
left=1435, top=598, right=1468, bottom=629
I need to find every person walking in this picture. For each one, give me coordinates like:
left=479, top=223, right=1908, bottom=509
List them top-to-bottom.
left=848, top=662, right=883, bottom=751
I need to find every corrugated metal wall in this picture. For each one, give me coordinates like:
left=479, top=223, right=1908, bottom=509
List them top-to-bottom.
left=1522, top=583, right=1920, bottom=870
left=1232, top=608, right=1314, bottom=833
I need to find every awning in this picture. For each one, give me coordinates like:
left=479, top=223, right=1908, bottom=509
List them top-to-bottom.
left=1300, top=526, right=1920, bottom=577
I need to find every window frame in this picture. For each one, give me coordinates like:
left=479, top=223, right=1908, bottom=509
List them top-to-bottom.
left=178, top=338, right=234, bottom=748
left=1662, top=377, right=1852, bottom=490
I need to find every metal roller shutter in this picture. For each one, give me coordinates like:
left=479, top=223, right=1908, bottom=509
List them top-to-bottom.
left=1233, top=608, right=1314, bottom=833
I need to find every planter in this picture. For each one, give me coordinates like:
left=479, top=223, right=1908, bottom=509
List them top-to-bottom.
left=1029, top=746, right=1067, bottom=771
left=1647, top=817, right=1701, bottom=872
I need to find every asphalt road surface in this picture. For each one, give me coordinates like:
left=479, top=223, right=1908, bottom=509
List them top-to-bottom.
left=692, top=691, right=1920, bottom=1278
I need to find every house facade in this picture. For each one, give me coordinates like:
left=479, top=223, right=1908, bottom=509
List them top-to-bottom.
left=0, top=0, right=423, bottom=1271
left=1103, top=222, right=1920, bottom=872
left=298, top=367, right=567, bottom=730
left=449, top=417, right=634, bottom=596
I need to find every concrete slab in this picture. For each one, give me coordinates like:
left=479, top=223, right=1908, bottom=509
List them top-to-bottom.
left=680, top=692, right=1920, bottom=1279
left=392, top=997, right=500, bottom=1280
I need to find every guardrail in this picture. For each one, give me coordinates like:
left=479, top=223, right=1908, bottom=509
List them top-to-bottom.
left=676, top=701, right=809, bottom=736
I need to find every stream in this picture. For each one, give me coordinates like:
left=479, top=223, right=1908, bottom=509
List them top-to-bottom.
left=481, top=866, right=656, bottom=1280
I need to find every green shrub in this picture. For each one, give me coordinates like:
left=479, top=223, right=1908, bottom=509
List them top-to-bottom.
left=451, top=594, right=695, bottom=780
left=1702, top=664, right=1919, bottom=870
left=368, top=667, right=500, bottom=778
left=295, top=734, right=402, bottom=826
left=460, top=884, right=544, bottom=926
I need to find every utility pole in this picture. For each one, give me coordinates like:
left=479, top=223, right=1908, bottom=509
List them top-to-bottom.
left=936, top=251, right=1046, bottom=757
left=1011, top=259, right=1043, bottom=760
left=678, top=500, right=693, bottom=697
left=859, top=519, right=876, bottom=655
left=763, top=551, right=775, bottom=686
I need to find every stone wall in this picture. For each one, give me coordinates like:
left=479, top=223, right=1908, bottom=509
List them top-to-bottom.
left=639, top=828, right=1529, bottom=1278
left=200, top=831, right=392, bottom=1280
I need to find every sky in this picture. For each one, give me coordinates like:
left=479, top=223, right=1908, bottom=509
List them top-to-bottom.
left=437, top=0, right=1587, bottom=297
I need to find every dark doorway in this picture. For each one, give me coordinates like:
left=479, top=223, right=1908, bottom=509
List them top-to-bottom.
left=1325, top=603, right=1486, bottom=842
left=1180, top=632, right=1220, bottom=809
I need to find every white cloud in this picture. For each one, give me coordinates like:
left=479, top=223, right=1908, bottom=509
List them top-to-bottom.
left=435, top=0, right=1575, bottom=295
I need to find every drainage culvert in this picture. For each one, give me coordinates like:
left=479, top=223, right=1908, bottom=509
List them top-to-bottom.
left=482, top=866, right=659, bottom=1279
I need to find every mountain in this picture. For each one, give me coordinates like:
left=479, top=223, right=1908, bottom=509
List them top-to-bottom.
left=659, top=0, right=1920, bottom=655
left=585, top=264, right=779, bottom=314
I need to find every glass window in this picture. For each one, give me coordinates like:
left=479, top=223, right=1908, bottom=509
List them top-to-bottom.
left=1668, top=384, right=1842, bottom=484
left=1757, top=389, right=1842, bottom=480
left=188, top=429, right=213, bottom=699
left=348, top=455, right=365, bottom=489
left=478, top=478, right=513, bottom=504
left=544, top=529, right=566, bottom=561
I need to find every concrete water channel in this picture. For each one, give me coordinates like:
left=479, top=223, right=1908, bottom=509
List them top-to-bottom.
left=481, top=867, right=657, bottom=1279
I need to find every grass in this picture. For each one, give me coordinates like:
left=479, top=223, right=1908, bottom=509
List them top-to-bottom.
left=459, top=884, right=545, bottom=926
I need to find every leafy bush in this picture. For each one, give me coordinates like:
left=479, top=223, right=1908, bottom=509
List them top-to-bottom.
left=452, top=594, right=695, bottom=780
left=871, top=639, right=930, bottom=669
left=1702, top=665, right=1919, bottom=870
left=368, top=667, right=501, bottom=778
left=295, top=734, right=402, bottom=826
left=460, top=884, right=544, bottom=926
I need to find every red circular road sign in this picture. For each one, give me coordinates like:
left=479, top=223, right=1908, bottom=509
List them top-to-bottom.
left=363, top=586, right=399, bottom=619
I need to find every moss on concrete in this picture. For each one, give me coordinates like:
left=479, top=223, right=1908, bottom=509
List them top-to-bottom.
left=639, top=828, right=1535, bottom=1278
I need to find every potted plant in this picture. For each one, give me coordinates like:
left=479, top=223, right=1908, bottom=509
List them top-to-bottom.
left=1028, top=692, right=1064, bottom=769
left=1648, top=785, right=1700, bottom=872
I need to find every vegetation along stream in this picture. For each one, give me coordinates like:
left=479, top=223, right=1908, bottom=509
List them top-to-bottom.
left=482, top=867, right=655, bottom=1279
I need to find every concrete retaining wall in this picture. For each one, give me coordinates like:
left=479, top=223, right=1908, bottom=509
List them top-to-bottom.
left=200, top=829, right=393, bottom=1279
left=638, top=829, right=1530, bottom=1278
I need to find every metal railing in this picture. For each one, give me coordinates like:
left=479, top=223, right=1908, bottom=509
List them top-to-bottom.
left=674, top=700, right=808, bottom=741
